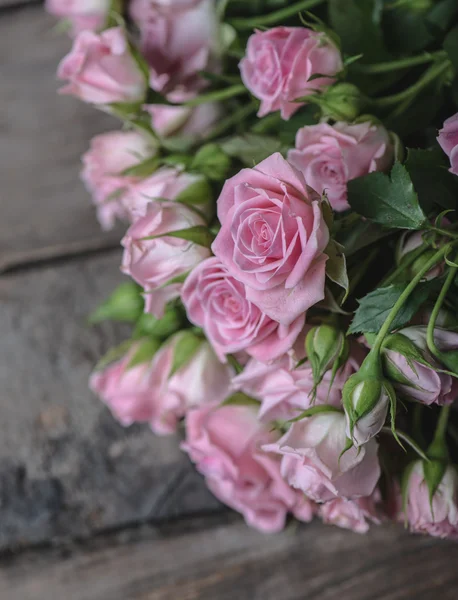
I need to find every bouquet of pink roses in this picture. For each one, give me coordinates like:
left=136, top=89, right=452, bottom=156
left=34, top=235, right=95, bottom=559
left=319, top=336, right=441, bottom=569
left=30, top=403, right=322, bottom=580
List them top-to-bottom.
left=48, top=0, right=458, bottom=537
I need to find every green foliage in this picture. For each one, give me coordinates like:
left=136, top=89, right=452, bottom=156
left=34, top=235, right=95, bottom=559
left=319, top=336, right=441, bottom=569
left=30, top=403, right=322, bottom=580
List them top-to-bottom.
left=221, top=134, right=287, bottom=166
left=190, top=144, right=231, bottom=181
left=89, top=283, right=144, bottom=324
left=169, top=331, right=203, bottom=377
left=222, top=392, right=261, bottom=407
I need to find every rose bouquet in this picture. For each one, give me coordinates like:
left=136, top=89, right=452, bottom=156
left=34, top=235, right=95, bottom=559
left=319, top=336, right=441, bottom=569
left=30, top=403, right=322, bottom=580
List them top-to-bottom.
left=47, top=0, right=458, bottom=537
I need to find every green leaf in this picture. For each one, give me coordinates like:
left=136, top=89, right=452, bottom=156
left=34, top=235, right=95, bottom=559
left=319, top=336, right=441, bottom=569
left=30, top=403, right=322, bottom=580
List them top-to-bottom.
left=427, top=0, right=458, bottom=34
left=444, top=25, right=458, bottom=72
left=221, top=134, right=287, bottom=166
left=190, top=144, right=231, bottom=181
left=405, top=147, right=458, bottom=212
left=122, top=156, right=160, bottom=178
left=347, top=162, right=427, bottom=230
left=174, top=178, right=213, bottom=209
left=336, top=217, right=392, bottom=257
left=142, top=225, right=215, bottom=248
left=325, top=240, right=349, bottom=301
left=348, top=281, right=435, bottom=334
left=88, top=282, right=144, bottom=324
left=133, top=306, right=185, bottom=340
left=169, top=332, right=203, bottom=377
left=127, top=338, right=162, bottom=369
left=226, top=354, right=244, bottom=375
left=221, top=392, right=261, bottom=407
left=289, top=404, right=342, bottom=423
left=423, top=459, right=447, bottom=508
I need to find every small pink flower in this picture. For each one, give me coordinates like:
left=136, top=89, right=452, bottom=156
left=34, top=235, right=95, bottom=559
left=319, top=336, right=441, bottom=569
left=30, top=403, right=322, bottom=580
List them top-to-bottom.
left=46, top=0, right=109, bottom=36
left=129, top=0, right=219, bottom=96
left=57, top=27, right=147, bottom=104
left=240, top=27, right=342, bottom=120
left=144, top=102, right=221, bottom=138
left=437, top=113, right=458, bottom=176
left=288, top=121, right=394, bottom=212
left=81, top=130, right=156, bottom=230
left=212, top=153, right=329, bottom=326
left=121, top=201, right=211, bottom=318
left=182, top=257, right=305, bottom=363
left=90, top=336, right=231, bottom=435
left=182, top=403, right=315, bottom=532
left=263, top=412, right=380, bottom=503
left=405, top=461, right=458, bottom=539
left=318, top=491, right=382, bottom=534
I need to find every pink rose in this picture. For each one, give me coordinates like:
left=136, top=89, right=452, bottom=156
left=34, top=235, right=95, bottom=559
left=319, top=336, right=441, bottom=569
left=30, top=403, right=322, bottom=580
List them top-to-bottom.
left=46, top=0, right=109, bottom=36
left=129, top=0, right=219, bottom=96
left=57, top=27, right=147, bottom=104
left=239, top=27, right=342, bottom=120
left=144, top=102, right=221, bottom=138
left=437, top=113, right=458, bottom=176
left=288, top=121, right=394, bottom=212
left=81, top=130, right=156, bottom=230
left=212, top=153, right=329, bottom=326
left=121, top=168, right=207, bottom=222
left=121, top=201, right=211, bottom=318
left=182, top=257, right=305, bottom=363
left=90, top=336, right=231, bottom=435
left=232, top=351, right=361, bottom=422
left=182, top=403, right=315, bottom=532
left=263, top=412, right=380, bottom=502
left=405, top=461, right=458, bottom=539
left=318, top=490, right=382, bottom=534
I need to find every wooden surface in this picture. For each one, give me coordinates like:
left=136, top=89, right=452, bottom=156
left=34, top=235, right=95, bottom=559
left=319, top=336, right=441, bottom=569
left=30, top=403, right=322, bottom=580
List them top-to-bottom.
left=1, top=3, right=458, bottom=599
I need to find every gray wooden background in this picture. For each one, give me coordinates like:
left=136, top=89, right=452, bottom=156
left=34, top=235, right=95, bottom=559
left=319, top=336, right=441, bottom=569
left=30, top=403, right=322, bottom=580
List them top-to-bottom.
left=1, top=3, right=458, bottom=598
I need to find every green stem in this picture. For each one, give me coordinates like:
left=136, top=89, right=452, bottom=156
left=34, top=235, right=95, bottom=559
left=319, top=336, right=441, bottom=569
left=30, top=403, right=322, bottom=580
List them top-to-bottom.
left=228, top=0, right=326, bottom=29
left=353, top=51, right=447, bottom=74
left=371, top=60, right=451, bottom=108
left=180, top=85, right=247, bottom=107
left=205, top=102, right=257, bottom=141
left=251, top=112, right=283, bottom=134
left=426, top=225, right=458, bottom=240
left=372, top=244, right=452, bottom=355
left=427, top=258, right=457, bottom=357
left=435, top=405, right=452, bottom=445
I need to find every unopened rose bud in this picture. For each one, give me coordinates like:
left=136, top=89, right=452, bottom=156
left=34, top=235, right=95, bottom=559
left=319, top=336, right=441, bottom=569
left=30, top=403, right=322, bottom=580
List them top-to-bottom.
left=314, top=83, right=365, bottom=122
left=396, top=231, right=444, bottom=280
left=305, top=324, right=349, bottom=390
left=343, top=376, right=390, bottom=446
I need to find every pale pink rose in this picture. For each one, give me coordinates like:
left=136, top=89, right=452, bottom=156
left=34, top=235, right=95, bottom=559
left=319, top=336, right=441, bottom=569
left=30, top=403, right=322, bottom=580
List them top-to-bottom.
left=46, top=0, right=109, bottom=36
left=129, top=0, right=219, bottom=95
left=57, top=27, right=147, bottom=104
left=240, top=27, right=342, bottom=120
left=144, top=102, right=221, bottom=138
left=437, top=113, right=458, bottom=176
left=288, top=121, right=394, bottom=212
left=81, top=130, right=156, bottom=230
left=212, top=153, right=329, bottom=326
left=121, top=168, right=205, bottom=222
left=121, top=201, right=211, bottom=318
left=182, top=257, right=305, bottom=363
left=90, top=336, right=231, bottom=435
left=232, top=351, right=362, bottom=422
left=182, top=403, right=315, bottom=532
left=263, top=412, right=380, bottom=503
left=405, top=461, right=458, bottom=539
left=318, top=490, right=382, bottom=534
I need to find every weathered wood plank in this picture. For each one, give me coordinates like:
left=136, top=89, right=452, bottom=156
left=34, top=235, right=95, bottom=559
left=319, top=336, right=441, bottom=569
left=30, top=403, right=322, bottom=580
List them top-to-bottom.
left=0, top=5, right=123, bottom=271
left=0, top=251, right=220, bottom=551
left=1, top=514, right=457, bottom=600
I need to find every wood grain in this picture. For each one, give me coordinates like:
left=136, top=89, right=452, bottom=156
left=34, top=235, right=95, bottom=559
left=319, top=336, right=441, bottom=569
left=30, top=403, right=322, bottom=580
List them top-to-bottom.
left=0, top=5, right=123, bottom=272
left=0, top=251, right=220, bottom=551
left=1, top=514, right=457, bottom=600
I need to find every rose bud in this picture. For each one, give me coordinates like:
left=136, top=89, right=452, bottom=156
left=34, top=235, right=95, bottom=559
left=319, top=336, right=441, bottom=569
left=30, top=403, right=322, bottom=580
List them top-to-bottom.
left=46, top=0, right=110, bottom=36
left=57, top=27, right=147, bottom=105
left=240, top=27, right=342, bottom=120
left=311, top=83, right=366, bottom=122
left=145, top=102, right=221, bottom=139
left=438, top=112, right=458, bottom=176
left=288, top=120, right=394, bottom=212
left=81, top=130, right=157, bottom=230
left=121, top=201, right=211, bottom=318
left=396, top=226, right=449, bottom=280
left=305, top=323, right=349, bottom=392
left=399, top=325, right=458, bottom=381
left=381, top=330, right=458, bottom=406
left=90, top=334, right=231, bottom=435
left=182, top=402, right=315, bottom=532
left=263, top=410, right=380, bottom=502
left=404, top=460, right=458, bottom=539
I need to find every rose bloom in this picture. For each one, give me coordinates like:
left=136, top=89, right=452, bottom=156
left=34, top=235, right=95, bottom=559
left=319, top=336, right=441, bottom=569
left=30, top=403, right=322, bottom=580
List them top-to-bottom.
left=46, top=0, right=109, bottom=36
left=129, top=0, right=219, bottom=95
left=57, top=27, right=147, bottom=104
left=240, top=27, right=342, bottom=120
left=144, top=102, right=221, bottom=138
left=437, top=112, right=458, bottom=176
left=288, top=121, right=394, bottom=212
left=81, top=130, right=157, bottom=230
left=212, top=153, right=329, bottom=326
left=121, top=168, right=207, bottom=222
left=121, top=201, right=211, bottom=318
left=182, top=257, right=305, bottom=363
left=90, top=336, right=231, bottom=435
left=232, top=350, right=362, bottom=422
left=182, top=403, right=315, bottom=532
left=263, top=412, right=380, bottom=503
left=405, top=461, right=458, bottom=539
left=318, top=490, right=382, bottom=534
